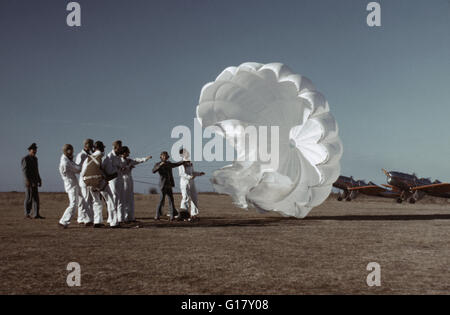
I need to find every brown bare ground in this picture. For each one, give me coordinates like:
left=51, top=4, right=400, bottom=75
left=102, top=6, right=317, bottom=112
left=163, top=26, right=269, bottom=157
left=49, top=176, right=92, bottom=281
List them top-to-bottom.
left=0, top=192, right=449, bottom=294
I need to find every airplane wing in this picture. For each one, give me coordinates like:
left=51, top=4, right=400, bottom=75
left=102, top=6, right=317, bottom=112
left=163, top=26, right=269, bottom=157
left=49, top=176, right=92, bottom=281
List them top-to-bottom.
left=411, top=183, right=450, bottom=194
left=348, top=184, right=401, bottom=198
left=347, top=185, right=388, bottom=194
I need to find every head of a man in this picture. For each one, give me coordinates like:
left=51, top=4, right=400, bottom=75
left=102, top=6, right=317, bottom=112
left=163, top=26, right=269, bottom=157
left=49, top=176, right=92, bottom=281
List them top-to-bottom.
left=83, top=138, right=94, bottom=153
left=113, top=140, right=122, bottom=155
left=94, top=141, right=105, bottom=153
left=28, top=143, right=37, bottom=156
left=62, top=144, right=74, bottom=160
left=120, top=146, right=130, bottom=158
left=179, top=148, right=190, bottom=160
left=160, top=151, right=169, bottom=162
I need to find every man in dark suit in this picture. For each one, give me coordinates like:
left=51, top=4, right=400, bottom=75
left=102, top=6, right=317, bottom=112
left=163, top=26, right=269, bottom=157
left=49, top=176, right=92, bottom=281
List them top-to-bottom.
left=21, top=143, right=44, bottom=219
left=152, top=151, right=187, bottom=221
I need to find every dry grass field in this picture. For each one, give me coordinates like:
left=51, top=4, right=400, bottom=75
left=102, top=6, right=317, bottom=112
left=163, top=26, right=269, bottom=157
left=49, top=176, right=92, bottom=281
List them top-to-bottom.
left=0, top=191, right=449, bottom=295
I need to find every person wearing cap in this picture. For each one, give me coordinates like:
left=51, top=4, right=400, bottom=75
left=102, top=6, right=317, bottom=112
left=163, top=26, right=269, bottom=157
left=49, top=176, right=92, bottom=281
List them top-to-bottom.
left=75, top=138, right=95, bottom=225
left=104, top=140, right=126, bottom=223
left=80, top=141, right=119, bottom=228
left=21, top=143, right=43, bottom=219
left=58, top=144, right=83, bottom=228
left=119, top=146, right=152, bottom=222
left=178, top=148, right=205, bottom=221
left=152, top=151, right=187, bottom=221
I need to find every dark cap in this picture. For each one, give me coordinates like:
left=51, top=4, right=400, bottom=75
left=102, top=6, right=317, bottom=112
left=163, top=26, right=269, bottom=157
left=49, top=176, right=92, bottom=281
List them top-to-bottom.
left=94, top=141, right=105, bottom=151
left=28, top=143, right=38, bottom=150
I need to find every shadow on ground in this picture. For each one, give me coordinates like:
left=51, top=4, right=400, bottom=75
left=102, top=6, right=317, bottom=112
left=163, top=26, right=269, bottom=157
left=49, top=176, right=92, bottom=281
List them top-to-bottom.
left=119, top=213, right=450, bottom=229
left=306, top=214, right=450, bottom=221
left=128, top=216, right=294, bottom=229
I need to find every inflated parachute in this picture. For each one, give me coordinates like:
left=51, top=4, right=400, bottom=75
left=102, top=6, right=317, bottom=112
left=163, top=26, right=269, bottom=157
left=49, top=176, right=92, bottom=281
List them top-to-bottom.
left=196, top=62, right=342, bottom=218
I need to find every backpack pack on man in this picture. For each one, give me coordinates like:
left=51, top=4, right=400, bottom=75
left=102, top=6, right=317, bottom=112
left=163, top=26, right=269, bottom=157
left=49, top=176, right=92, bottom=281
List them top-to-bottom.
left=83, top=155, right=106, bottom=191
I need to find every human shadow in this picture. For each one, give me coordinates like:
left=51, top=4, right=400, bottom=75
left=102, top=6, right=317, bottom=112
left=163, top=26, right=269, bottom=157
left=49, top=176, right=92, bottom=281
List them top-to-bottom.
left=124, top=216, right=294, bottom=229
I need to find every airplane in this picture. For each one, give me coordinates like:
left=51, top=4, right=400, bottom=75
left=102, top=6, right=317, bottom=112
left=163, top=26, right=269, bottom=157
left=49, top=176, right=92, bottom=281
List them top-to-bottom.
left=381, top=169, right=450, bottom=203
left=332, top=176, right=362, bottom=201
left=333, top=176, right=400, bottom=201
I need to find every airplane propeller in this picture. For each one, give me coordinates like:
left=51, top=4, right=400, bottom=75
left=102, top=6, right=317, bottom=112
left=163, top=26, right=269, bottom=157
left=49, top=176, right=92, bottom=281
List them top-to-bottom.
left=382, top=168, right=390, bottom=177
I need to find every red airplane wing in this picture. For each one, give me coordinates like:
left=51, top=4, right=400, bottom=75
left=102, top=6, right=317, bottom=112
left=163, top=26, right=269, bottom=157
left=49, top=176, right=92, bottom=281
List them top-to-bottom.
left=411, top=183, right=450, bottom=194
left=348, top=185, right=387, bottom=195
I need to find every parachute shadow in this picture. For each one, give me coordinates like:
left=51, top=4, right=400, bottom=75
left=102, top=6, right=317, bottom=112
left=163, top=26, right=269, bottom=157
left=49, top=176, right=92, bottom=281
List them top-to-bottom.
left=305, top=214, right=450, bottom=221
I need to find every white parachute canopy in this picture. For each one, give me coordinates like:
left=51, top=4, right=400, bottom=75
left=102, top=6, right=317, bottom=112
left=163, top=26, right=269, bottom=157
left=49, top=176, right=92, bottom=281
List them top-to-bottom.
left=196, top=62, right=342, bottom=218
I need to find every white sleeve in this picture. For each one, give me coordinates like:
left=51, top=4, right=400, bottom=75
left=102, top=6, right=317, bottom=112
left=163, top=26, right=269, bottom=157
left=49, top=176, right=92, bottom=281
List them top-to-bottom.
left=75, top=152, right=83, bottom=165
left=129, top=157, right=148, bottom=166
left=60, top=159, right=67, bottom=176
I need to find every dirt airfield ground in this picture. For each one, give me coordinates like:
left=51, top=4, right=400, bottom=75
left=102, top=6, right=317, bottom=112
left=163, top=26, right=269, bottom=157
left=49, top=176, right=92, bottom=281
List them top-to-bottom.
left=0, top=191, right=449, bottom=295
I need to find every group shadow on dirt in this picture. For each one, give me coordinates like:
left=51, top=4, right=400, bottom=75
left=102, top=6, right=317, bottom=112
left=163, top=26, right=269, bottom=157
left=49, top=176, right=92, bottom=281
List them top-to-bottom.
left=116, top=213, right=450, bottom=229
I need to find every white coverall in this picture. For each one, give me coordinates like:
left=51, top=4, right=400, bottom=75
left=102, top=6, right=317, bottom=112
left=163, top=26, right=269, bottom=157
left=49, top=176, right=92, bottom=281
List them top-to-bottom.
left=75, top=150, right=93, bottom=223
left=80, top=150, right=118, bottom=226
left=104, top=150, right=125, bottom=223
left=59, top=154, right=83, bottom=226
left=122, top=156, right=150, bottom=222
left=178, top=160, right=201, bottom=216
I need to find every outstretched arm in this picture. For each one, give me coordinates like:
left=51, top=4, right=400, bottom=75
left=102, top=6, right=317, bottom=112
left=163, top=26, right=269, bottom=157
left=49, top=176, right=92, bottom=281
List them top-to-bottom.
left=130, top=156, right=152, bottom=167
left=68, top=159, right=82, bottom=174
left=169, top=161, right=185, bottom=168
left=152, top=162, right=162, bottom=173
left=192, top=167, right=205, bottom=178
left=193, top=171, right=205, bottom=177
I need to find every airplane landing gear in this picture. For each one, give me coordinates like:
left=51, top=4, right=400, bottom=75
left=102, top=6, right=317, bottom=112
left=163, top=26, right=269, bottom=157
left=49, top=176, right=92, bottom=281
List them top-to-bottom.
left=396, top=198, right=403, bottom=204
left=409, top=198, right=416, bottom=204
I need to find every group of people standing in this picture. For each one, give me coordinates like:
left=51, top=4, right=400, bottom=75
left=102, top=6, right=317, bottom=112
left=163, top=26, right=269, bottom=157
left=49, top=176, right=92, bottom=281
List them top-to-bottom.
left=58, top=139, right=151, bottom=228
left=21, top=140, right=205, bottom=228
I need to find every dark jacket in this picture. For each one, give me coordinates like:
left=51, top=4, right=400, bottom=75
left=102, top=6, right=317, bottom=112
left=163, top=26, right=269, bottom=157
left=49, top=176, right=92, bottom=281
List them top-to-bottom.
left=21, top=155, right=41, bottom=185
left=152, top=160, right=184, bottom=189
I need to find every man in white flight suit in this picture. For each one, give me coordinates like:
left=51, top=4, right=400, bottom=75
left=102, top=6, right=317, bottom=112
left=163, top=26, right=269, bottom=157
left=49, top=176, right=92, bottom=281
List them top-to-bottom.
left=75, top=138, right=94, bottom=225
left=104, top=140, right=125, bottom=223
left=81, top=141, right=119, bottom=228
left=58, top=144, right=83, bottom=228
left=120, top=146, right=151, bottom=222
left=178, top=148, right=205, bottom=221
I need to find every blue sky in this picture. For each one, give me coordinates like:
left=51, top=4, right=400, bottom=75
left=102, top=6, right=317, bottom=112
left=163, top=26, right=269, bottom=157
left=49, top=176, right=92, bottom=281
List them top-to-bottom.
left=0, top=0, right=449, bottom=192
